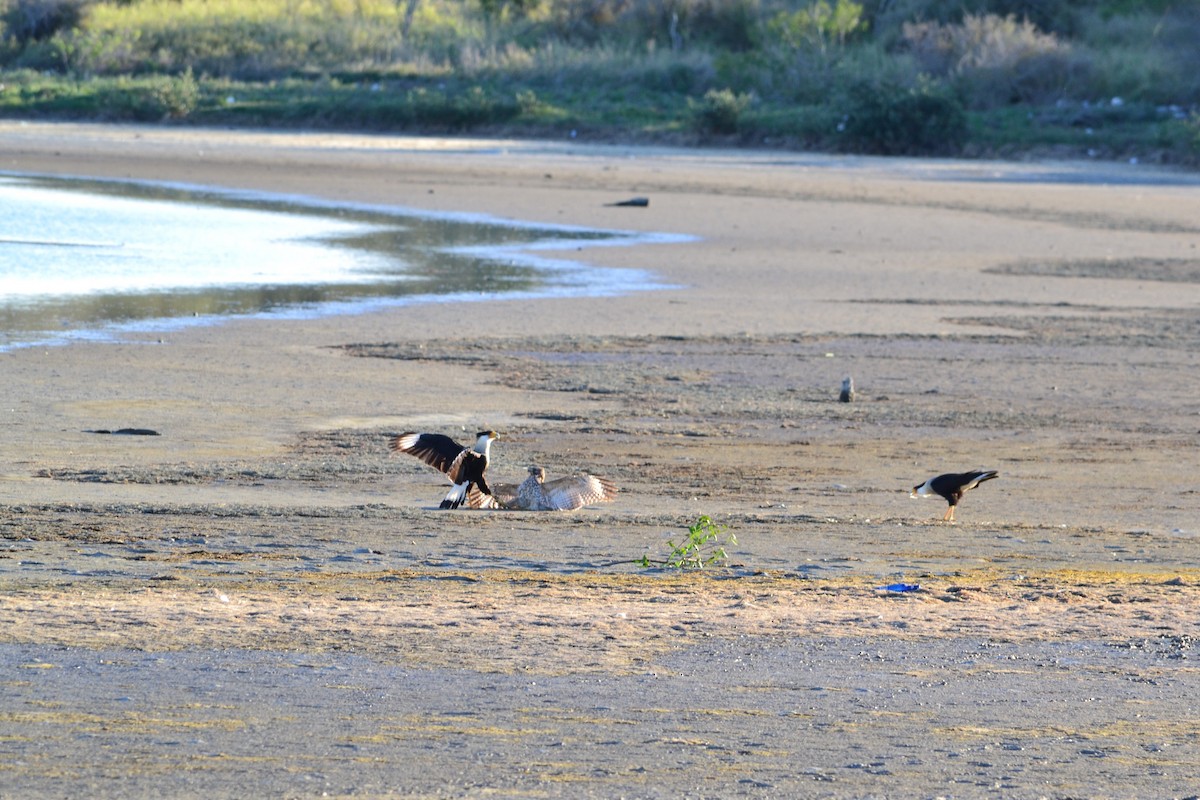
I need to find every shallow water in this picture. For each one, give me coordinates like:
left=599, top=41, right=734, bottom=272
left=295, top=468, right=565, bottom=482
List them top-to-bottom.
left=0, top=174, right=680, bottom=350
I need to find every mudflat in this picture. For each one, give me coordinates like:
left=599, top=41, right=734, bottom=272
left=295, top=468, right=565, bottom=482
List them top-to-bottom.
left=2, top=122, right=1200, bottom=798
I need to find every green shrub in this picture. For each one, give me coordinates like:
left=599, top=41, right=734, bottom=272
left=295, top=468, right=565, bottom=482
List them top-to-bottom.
left=902, top=13, right=1081, bottom=108
left=150, top=68, right=200, bottom=118
left=92, top=75, right=190, bottom=121
left=840, top=75, right=966, bottom=155
left=690, top=87, right=753, bottom=135
left=639, top=515, right=736, bottom=571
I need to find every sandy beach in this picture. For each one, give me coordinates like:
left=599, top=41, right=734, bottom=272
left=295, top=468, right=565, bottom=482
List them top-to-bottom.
left=2, top=121, right=1200, bottom=797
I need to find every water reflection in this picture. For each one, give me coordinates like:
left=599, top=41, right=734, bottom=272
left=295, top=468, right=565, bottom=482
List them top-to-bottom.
left=0, top=175, right=679, bottom=349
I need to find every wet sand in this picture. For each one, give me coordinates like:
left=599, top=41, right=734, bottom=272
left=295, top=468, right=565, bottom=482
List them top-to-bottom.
left=2, top=122, right=1200, bottom=797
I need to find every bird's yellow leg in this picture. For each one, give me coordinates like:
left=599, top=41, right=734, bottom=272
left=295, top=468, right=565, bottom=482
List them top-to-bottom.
left=943, top=506, right=955, bottom=521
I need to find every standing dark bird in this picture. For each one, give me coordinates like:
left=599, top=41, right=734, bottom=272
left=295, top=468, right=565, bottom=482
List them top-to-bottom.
left=390, top=430, right=498, bottom=509
left=911, top=470, right=999, bottom=521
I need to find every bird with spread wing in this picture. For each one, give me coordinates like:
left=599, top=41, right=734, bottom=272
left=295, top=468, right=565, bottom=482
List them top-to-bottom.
left=390, top=430, right=498, bottom=509
left=470, top=465, right=618, bottom=511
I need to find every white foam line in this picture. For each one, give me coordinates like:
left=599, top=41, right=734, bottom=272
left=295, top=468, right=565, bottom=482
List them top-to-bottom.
left=0, top=236, right=124, bottom=249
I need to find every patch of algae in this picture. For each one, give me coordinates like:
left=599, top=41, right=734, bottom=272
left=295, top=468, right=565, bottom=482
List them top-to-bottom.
left=3, top=567, right=1199, bottom=676
left=0, top=710, right=247, bottom=732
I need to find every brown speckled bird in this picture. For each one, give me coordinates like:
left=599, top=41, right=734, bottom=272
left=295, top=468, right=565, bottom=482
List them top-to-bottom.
left=470, top=465, right=618, bottom=511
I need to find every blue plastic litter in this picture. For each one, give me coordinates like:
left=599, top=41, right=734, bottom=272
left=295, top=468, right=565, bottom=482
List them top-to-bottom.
left=876, top=583, right=921, bottom=593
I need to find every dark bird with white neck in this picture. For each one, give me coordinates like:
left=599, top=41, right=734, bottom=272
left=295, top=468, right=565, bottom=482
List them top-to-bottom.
left=390, top=430, right=498, bottom=509
left=911, top=469, right=998, bottom=522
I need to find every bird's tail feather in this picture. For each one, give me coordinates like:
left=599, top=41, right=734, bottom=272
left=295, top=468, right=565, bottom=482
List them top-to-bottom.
left=440, top=482, right=468, bottom=510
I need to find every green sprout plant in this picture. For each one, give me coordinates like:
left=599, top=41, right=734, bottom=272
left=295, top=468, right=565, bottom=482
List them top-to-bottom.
left=640, top=515, right=736, bottom=571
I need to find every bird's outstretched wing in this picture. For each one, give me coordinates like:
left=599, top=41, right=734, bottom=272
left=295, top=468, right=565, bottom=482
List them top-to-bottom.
left=390, top=432, right=469, bottom=480
left=468, top=469, right=618, bottom=511
left=539, top=474, right=618, bottom=511
left=467, top=482, right=517, bottom=509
